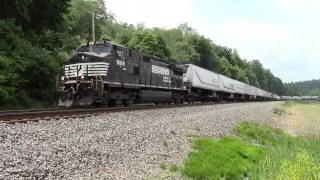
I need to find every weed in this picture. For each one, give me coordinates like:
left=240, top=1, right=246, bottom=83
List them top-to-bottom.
left=272, top=108, right=286, bottom=115
left=186, top=131, right=200, bottom=138
left=277, top=150, right=320, bottom=179
left=160, top=162, right=167, bottom=170
left=169, top=164, right=179, bottom=172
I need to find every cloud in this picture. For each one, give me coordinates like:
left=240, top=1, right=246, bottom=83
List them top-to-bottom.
left=105, top=0, right=320, bottom=82
left=107, top=0, right=192, bottom=28
left=273, top=0, right=320, bottom=12
left=210, top=18, right=293, bottom=59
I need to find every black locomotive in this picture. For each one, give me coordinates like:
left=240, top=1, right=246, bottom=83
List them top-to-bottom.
left=57, top=40, right=187, bottom=107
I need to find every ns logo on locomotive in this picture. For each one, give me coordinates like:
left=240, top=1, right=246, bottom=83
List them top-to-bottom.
left=57, top=40, right=279, bottom=108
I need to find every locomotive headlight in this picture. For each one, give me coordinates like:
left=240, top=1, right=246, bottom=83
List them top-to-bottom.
left=81, top=75, right=84, bottom=79
left=61, top=76, right=65, bottom=81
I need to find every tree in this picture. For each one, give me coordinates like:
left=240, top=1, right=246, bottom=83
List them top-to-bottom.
left=0, top=0, right=71, bottom=32
left=0, top=0, right=286, bottom=110
left=67, top=0, right=113, bottom=41
left=128, top=31, right=171, bottom=60
left=192, top=35, right=218, bottom=71
left=218, top=56, right=232, bottom=77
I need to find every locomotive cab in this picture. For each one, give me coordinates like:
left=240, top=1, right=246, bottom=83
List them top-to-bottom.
left=57, top=40, right=122, bottom=107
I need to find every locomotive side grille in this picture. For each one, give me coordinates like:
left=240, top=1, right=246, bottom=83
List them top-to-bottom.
left=64, top=62, right=109, bottom=78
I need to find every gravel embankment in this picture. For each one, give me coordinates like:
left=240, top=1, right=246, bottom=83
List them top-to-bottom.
left=0, top=101, right=282, bottom=179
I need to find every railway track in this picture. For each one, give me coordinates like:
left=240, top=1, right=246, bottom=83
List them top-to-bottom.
left=0, top=102, right=228, bottom=124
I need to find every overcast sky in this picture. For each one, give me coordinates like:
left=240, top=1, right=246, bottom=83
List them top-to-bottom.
left=106, top=0, right=320, bottom=82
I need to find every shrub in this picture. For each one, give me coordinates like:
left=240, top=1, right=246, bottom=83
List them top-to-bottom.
left=235, top=121, right=291, bottom=146
left=183, top=137, right=265, bottom=179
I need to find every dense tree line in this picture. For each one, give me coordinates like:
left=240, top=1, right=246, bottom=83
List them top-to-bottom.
left=0, top=0, right=284, bottom=109
left=101, top=22, right=285, bottom=95
left=284, top=79, right=320, bottom=96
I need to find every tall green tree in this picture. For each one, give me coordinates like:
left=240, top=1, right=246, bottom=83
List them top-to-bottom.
left=0, top=0, right=71, bottom=32
left=128, top=31, right=171, bottom=60
left=192, top=35, right=218, bottom=71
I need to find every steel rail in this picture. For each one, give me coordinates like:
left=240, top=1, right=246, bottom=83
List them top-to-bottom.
left=0, top=101, right=237, bottom=124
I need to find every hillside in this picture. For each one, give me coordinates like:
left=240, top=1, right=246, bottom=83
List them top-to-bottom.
left=0, top=0, right=284, bottom=109
left=284, top=79, right=320, bottom=96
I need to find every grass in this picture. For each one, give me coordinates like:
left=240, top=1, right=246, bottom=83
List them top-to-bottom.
left=159, top=101, right=320, bottom=179
left=285, top=101, right=320, bottom=137
left=294, top=103, right=320, bottom=123
left=181, top=119, right=320, bottom=179
left=234, top=121, right=291, bottom=146
left=183, top=136, right=265, bottom=179
left=251, top=136, right=320, bottom=179
left=276, top=150, right=320, bottom=179
left=159, top=162, right=181, bottom=172
left=160, top=162, right=167, bottom=170
left=169, top=164, right=180, bottom=172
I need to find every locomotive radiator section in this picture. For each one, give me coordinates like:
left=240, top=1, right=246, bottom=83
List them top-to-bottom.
left=58, top=62, right=109, bottom=107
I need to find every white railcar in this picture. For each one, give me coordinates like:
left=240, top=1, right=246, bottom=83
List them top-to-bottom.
left=183, top=64, right=220, bottom=91
left=183, top=64, right=278, bottom=101
left=218, top=74, right=236, bottom=94
left=233, top=79, right=245, bottom=94
left=243, top=84, right=251, bottom=95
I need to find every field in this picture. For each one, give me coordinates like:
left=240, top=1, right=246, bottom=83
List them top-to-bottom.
left=163, top=101, right=320, bottom=179
left=282, top=101, right=320, bottom=137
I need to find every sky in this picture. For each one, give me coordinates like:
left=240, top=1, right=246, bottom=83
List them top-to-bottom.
left=106, top=0, right=320, bottom=82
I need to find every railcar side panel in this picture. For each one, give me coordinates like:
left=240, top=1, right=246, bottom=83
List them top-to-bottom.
left=183, top=64, right=220, bottom=91
left=218, top=74, right=235, bottom=94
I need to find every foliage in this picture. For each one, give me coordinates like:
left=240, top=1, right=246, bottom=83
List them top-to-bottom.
left=0, top=0, right=284, bottom=109
left=0, top=0, right=70, bottom=33
left=1, top=20, right=55, bottom=108
left=128, top=31, right=170, bottom=60
left=284, top=79, right=320, bottom=96
left=181, top=121, right=320, bottom=180
left=236, top=121, right=320, bottom=180
left=235, top=122, right=291, bottom=146
left=251, top=136, right=320, bottom=180
left=183, top=137, right=265, bottom=179
left=276, top=150, right=320, bottom=179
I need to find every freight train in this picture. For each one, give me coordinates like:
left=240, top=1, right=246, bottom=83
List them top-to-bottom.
left=57, top=40, right=279, bottom=107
